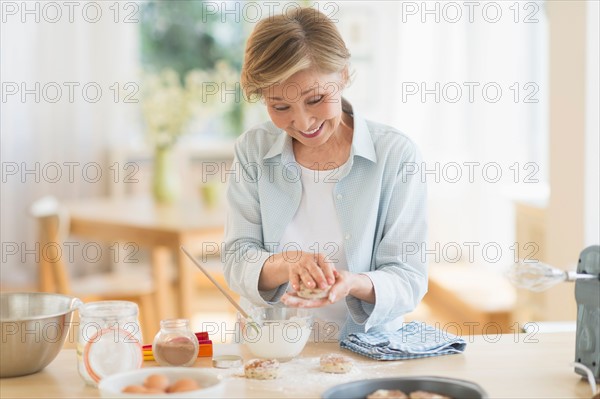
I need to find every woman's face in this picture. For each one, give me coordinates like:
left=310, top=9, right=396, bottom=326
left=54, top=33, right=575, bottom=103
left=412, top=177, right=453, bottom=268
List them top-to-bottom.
left=264, top=69, right=346, bottom=149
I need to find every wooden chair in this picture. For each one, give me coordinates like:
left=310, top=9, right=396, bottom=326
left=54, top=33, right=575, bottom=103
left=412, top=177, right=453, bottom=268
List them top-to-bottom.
left=30, top=196, right=158, bottom=342
left=422, top=262, right=517, bottom=335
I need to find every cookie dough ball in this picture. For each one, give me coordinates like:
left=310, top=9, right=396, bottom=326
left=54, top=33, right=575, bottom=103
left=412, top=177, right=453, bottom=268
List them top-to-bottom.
left=296, top=282, right=331, bottom=299
left=319, top=353, right=353, bottom=373
left=244, top=358, right=279, bottom=380
left=367, top=389, right=408, bottom=399
left=409, top=391, right=450, bottom=399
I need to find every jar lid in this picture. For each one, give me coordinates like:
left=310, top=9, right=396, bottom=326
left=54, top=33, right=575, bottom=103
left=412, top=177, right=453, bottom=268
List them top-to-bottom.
left=79, top=301, right=139, bottom=318
left=83, top=328, right=143, bottom=383
left=212, top=355, right=243, bottom=369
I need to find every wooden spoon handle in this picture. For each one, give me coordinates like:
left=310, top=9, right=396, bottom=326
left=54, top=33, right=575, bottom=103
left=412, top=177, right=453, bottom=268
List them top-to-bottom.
left=180, top=246, right=250, bottom=319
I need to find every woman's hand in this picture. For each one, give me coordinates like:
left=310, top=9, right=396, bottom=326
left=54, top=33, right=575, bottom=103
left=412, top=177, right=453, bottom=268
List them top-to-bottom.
left=258, top=250, right=335, bottom=293
left=287, top=251, right=336, bottom=292
left=281, top=270, right=350, bottom=308
left=282, top=270, right=375, bottom=308
left=325, top=270, right=354, bottom=303
left=281, top=292, right=329, bottom=308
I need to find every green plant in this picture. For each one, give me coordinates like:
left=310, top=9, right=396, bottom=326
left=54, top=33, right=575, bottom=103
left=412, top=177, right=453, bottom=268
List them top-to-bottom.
left=139, top=1, right=246, bottom=136
left=139, top=1, right=244, bottom=76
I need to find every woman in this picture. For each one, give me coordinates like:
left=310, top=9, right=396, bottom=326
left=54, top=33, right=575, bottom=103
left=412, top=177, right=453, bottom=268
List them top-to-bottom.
left=223, top=7, right=427, bottom=339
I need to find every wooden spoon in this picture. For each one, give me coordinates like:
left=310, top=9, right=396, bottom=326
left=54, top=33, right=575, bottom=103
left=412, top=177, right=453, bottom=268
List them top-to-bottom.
left=180, top=246, right=260, bottom=332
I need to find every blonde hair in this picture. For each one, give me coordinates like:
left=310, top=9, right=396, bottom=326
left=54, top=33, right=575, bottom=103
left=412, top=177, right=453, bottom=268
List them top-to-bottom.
left=241, top=7, right=351, bottom=100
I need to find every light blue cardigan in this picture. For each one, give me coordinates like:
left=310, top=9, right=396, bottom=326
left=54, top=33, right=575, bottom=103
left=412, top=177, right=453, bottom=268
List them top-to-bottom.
left=223, top=104, right=428, bottom=339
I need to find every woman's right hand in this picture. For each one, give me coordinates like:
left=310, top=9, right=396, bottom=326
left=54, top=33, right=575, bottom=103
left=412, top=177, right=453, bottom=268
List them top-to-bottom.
left=258, top=250, right=336, bottom=296
left=285, top=251, right=336, bottom=292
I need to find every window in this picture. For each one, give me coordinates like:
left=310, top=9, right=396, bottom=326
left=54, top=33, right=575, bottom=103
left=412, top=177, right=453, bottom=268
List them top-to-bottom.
left=139, top=1, right=247, bottom=138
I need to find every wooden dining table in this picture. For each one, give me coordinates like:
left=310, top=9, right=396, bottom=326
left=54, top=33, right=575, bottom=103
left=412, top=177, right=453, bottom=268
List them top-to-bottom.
left=63, top=195, right=226, bottom=321
left=0, top=332, right=593, bottom=398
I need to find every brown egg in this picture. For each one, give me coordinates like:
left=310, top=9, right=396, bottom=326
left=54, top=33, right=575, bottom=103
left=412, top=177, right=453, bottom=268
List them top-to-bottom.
left=143, top=374, right=170, bottom=392
left=167, top=378, right=200, bottom=393
left=122, top=385, right=149, bottom=394
left=144, top=388, right=167, bottom=394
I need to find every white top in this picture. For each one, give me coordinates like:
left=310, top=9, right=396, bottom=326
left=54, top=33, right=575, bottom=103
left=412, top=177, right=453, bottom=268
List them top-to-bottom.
left=278, top=162, right=349, bottom=339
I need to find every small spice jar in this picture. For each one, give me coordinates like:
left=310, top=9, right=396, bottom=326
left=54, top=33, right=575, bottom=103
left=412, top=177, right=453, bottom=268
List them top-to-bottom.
left=153, top=319, right=198, bottom=367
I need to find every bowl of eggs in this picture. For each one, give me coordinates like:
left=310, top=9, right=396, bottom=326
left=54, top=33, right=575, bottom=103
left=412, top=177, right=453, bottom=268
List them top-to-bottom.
left=238, top=305, right=313, bottom=362
left=97, top=367, right=223, bottom=398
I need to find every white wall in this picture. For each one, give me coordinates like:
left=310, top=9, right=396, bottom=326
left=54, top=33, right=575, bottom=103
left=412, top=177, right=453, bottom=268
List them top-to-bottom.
left=545, top=0, right=588, bottom=320
left=585, top=0, right=600, bottom=247
left=1, top=3, right=139, bottom=284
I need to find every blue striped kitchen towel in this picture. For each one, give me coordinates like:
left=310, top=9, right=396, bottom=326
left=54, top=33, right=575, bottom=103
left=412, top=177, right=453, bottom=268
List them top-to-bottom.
left=340, top=321, right=467, bottom=360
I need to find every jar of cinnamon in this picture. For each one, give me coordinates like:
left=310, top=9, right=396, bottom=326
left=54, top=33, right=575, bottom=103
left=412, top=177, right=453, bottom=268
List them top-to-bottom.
left=152, top=319, right=198, bottom=367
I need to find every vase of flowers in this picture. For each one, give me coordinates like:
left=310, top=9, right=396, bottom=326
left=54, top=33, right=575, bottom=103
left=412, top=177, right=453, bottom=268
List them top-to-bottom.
left=141, top=63, right=241, bottom=203
left=141, top=68, right=207, bottom=203
left=151, top=145, right=179, bottom=203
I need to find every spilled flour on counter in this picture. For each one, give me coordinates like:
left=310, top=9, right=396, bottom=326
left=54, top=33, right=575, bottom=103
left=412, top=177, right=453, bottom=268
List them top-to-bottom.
left=215, top=356, right=403, bottom=397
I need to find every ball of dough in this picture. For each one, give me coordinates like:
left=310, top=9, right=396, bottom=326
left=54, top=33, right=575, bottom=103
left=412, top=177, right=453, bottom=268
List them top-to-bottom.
left=296, top=282, right=330, bottom=299
left=319, top=353, right=353, bottom=373
left=244, top=358, right=279, bottom=380
left=367, top=389, right=408, bottom=399
left=409, top=391, right=450, bottom=399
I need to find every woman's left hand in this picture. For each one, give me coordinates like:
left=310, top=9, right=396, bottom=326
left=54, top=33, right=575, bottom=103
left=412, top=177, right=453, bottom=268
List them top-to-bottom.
left=281, top=270, right=356, bottom=308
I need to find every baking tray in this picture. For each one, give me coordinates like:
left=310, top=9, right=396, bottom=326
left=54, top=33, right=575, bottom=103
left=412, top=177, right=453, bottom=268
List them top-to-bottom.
left=322, top=376, right=488, bottom=399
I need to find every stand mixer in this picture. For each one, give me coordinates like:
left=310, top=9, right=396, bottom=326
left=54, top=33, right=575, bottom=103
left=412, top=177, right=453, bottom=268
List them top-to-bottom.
left=508, top=245, right=600, bottom=381
left=574, top=245, right=600, bottom=381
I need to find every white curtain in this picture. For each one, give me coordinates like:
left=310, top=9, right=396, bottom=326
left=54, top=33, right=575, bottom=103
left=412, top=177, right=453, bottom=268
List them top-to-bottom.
left=1, top=1, right=549, bottom=285
left=339, top=1, right=548, bottom=267
left=1, top=2, right=139, bottom=284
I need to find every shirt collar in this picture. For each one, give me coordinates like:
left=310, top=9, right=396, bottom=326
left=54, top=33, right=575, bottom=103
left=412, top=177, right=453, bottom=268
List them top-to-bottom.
left=262, top=98, right=377, bottom=164
left=349, top=102, right=377, bottom=163
left=262, top=122, right=290, bottom=161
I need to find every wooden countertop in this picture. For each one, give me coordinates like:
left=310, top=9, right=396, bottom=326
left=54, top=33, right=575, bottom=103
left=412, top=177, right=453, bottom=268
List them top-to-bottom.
left=0, top=333, right=593, bottom=398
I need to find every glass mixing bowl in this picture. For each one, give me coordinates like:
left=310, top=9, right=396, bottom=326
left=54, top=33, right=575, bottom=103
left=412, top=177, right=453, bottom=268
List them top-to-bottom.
left=238, top=306, right=313, bottom=362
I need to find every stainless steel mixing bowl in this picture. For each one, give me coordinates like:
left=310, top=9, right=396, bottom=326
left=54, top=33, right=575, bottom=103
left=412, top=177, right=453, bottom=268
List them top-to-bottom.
left=0, top=292, right=81, bottom=378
